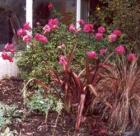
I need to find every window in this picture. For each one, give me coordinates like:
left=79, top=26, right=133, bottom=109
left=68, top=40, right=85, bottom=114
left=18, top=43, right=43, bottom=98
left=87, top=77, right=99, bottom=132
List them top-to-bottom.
left=0, top=0, right=26, bottom=50
left=33, top=0, right=76, bottom=26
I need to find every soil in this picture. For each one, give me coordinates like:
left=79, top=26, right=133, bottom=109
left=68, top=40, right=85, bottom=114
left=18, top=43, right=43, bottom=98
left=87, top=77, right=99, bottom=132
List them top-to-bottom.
left=0, top=78, right=110, bottom=136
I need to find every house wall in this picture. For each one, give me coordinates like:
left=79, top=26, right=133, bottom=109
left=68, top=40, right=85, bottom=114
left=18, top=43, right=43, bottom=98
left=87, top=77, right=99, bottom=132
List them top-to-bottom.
left=0, top=0, right=25, bottom=79
left=0, top=53, right=19, bottom=79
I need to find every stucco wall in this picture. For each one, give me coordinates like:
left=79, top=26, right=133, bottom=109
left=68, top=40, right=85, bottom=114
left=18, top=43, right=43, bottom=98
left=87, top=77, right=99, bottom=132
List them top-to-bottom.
left=0, top=52, right=19, bottom=79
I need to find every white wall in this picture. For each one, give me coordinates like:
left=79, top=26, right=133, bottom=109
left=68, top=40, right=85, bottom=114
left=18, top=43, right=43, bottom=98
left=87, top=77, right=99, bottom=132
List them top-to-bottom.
left=0, top=52, right=19, bottom=79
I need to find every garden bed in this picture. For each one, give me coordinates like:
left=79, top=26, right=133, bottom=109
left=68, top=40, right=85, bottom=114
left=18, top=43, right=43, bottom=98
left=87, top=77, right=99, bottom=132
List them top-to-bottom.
left=0, top=78, right=110, bottom=136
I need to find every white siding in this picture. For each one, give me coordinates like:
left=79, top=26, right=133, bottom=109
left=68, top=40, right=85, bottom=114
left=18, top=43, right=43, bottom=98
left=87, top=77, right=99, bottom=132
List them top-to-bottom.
left=76, top=0, right=81, bottom=28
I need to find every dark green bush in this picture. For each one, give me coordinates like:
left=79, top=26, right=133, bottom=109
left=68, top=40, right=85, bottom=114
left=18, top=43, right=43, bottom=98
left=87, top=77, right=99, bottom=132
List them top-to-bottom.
left=93, top=0, right=140, bottom=48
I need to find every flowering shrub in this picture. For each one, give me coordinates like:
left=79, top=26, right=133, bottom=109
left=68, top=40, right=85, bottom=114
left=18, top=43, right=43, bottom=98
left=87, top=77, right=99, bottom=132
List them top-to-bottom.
left=93, top=0, right=140, bottom=50
left=16, top=21, right=130, bottom=83
left=1, top=43, right=15, bottom=62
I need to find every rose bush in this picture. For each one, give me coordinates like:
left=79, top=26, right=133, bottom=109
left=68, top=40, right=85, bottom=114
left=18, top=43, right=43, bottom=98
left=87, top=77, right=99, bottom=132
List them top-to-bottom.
left=14, top=19, right=131, bottom=83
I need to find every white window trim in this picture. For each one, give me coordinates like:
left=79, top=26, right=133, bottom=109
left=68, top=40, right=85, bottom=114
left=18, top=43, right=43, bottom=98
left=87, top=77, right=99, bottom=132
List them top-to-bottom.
left=26, top=0, right=33, bottom=29
left=26, top=0, right=81, bottom=29
left=76, top=0, right=81, bottom=29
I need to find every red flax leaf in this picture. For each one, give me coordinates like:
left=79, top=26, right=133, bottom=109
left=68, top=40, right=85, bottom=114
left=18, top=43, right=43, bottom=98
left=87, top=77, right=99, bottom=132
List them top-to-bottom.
left=75, top=93, right=86, bottom=130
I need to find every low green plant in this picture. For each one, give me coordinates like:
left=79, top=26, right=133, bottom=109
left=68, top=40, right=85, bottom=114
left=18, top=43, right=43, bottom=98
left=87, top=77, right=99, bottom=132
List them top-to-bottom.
left=22, top=79, right=63, bottom=123
left=27, top=90, right=63, bottom=114
left=0, top=102, right=17, bottom=128
left=0, top=127, right=18, bottom=136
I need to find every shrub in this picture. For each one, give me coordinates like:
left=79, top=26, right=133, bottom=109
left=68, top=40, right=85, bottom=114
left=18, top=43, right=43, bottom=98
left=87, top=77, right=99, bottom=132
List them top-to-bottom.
left=93, top=0, right=140, bottom=48
left=16, top=21, right=128, bottom=83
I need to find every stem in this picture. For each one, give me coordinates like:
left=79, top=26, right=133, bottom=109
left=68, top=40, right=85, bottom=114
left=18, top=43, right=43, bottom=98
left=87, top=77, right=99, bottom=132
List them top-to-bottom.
left=45, top=111, right=48, bottom=123
left=52, top=113, right=60, bottom=136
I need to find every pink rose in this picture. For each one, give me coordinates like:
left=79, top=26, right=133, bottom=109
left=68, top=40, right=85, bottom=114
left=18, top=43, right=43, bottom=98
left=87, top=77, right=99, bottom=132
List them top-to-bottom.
left=48, top=3, right=53, bottom=10
left=48, top=18, right=59, bottom=29
left=78, top=19, right=85, bottom=25
left=23, top=22, right=31, bottom=30
left=83, top=23, right=93, bottom=33
left=43, top=24, right=51, bottom=34
left=69, top=24, right=76, bottom=33
left=98, top=26, right=106, bottom=33
left=17, top=28, right=26, bottom=37
left=113, top=29, right=122, bottom=37
left=34, top=33, right=48, bottom=44
left=95, top=33, right=103, bottom=41
left=108, top=33, right=117, bottom=42
left=23, top=35, right=32, bottom=43
left=3, top=43, right=15, bottom=54
left=4, top=43, right=14, bottom=51
left=115, top=45, right=125, bottom=55
left=99, top=48, right=107, bottom=56
left=9, top=49, right=15, bottom=54
left=86, top=51, right=97, bottom=59
left=1, top=52, right=13, bottom=62
left=127, top=53, right=137, bottom=62
left=59, top=55, right=68, bottom=70
left=59, top=55, right=67, bottom=65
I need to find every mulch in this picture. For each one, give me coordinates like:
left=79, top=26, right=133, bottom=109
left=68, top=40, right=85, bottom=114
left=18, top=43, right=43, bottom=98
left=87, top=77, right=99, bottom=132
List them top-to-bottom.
left=0, top=78, right=111, bottom=136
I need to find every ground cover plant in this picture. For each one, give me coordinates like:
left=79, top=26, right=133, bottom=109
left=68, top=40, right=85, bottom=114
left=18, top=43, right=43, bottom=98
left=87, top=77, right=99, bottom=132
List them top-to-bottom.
left=1, top=2, right=140, bottom=136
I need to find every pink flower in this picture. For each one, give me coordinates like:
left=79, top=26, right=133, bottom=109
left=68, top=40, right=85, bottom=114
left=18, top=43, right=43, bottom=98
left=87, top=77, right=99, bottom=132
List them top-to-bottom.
left=48, top=3, right=53, bottom=10
left=48, top=18, right=59, bottom=29
left=78, top=19, right=85, bottom=25
left=23, top=22, right=31, bottom=30
left=36, top=22, right=40, bottom=26
left=83, top=23, right=93, bottom=33
left=43, top=24, right=51, bottom=34
left=69, top=24, right=76, bottom=33
left=98, top=26, right=106, bottom=33
left=17, top=28, right=26, bottom=37
left=113, top=29, right=122, bottom=37
left=34, top=33, right=48, bottom=44
left=95, top=33, right=103, bottom=41
left=108, top=33, right=117, bottom=42
left=23, top=35, right=32, bottom=43
left=3, top=43, right=15, bottom=54
left=4, top=43, right=14, bottom=51
left=58, top=44, right=65, bottom=49
left=115, top=45, right=125, bottom=55
left=99, top=48, right=107, bottom=56
left=9, top=49, right=15, bottom=54
left=86, top=51, right=97, bottom=59
left=1, top=52, right=13, bottom=62
left=127, top=53, right=137, bottom=62
left=59, top=55, right=68, bottom=70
